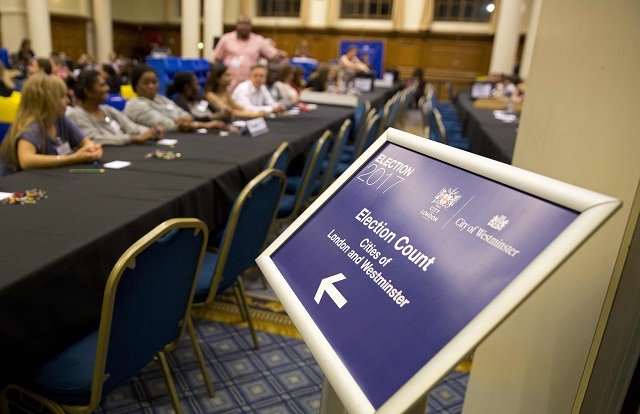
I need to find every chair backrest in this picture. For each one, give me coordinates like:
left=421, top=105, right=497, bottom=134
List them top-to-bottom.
left=120, top=84, right=137, bottom=99
left=0, top=91, right=21, bottom=123
left=386, top=91, right=403, bottom=128
left=103, top=94, right=127, bottom=111
left=419, top=95, right=431, bottom=138
left=377, top=98, right=394, bottom=136
left=352, top=99, right=370, bottom=139
left=428, top=107, right=448, bottom=145
left=356, top=109, right=379, bottom=152
left=357, top=113, right=381, bottom=156
left=322, top=118, right=352, bottom=191
left=286, top=130, right=332, bottom=220
left=265, top=141, right=290, bottom=172
left=203, top=169, right=286, bottom=301
left=91, top=218, right=208, bottom=408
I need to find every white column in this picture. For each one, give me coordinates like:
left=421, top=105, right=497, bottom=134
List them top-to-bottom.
left=26, top=0, right=52, bottom=56
left=92, top=0, right=113, bottom=64
left=182, top=0, right=201, bottom=58
left=204, top=0, right=224, bottom=60
left=463, top=0, right=640, bottom=412
left=489, top=0, right=523, bottom=74
left=519, top=0, right=542, bottom=79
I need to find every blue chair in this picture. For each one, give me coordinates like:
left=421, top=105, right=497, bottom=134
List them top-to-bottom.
left=0, top=48, right=10, bottom=67
left=395, top=85, right=417, bottom=128
left=385, top=91, right=402, bottom=129
left=102, top=93, right=126, bottom=111
left=377, top=98, right=394, bottom=137
left=341, top=100, right=371, bottom=162
left=429, top=107, right=470, bottom=150
left=337, top=112, right=381, bottom=175
left=358, top=113, right=382, bottom=155
left=321, top=118, right=352, bottom=191
left=0, top=122, right=10, bottom=144
left=277, top=130, right=332, bottom=226
left=265, top=141, right=290, bottom=172
left=193, top=169, right=286, bottom=352
left=3, top=218, right=209, bottom=414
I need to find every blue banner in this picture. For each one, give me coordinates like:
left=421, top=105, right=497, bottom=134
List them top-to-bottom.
left=339, top=40, right=384, bottom=79
left=272, top=142, right=578, bottom=408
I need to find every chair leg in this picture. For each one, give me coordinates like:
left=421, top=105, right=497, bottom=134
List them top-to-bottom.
left=234, top=279, right=260, bottom=350
left=186, top=316, right=215, bottom=398
left=157, top=351, right=184, bottom=414
left=1, top=384, right=66, bottom=414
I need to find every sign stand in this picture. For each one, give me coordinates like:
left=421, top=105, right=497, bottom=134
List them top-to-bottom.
left=257, top=128, right=620, bottom=414
left=320, top=378, right=346, bottom=414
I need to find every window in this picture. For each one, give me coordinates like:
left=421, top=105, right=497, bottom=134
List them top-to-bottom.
left=256, top=0, right=301, bottom=17
left=340, top=0, right=394, bottom=20
left=434, top=0, right=494, bottom=22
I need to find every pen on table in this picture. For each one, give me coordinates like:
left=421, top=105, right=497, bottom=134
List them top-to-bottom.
left=69, top=168, right=105, bottom=173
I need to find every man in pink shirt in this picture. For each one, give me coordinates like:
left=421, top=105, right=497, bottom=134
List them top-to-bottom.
left=214, top=14, right=287, bottom=91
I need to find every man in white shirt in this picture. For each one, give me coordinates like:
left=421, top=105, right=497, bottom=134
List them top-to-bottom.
left=231, top=64, right=286, bottom=114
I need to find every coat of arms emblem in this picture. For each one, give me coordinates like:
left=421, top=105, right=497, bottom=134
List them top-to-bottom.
left=432, top=187, right=462, bottom=209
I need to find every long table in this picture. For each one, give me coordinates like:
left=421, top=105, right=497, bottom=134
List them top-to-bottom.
left=0, top=86, right=397, bottom=388
left=455, top=90, right=519, bottom=164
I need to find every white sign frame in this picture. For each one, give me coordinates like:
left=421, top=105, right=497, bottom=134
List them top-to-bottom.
left=256, top=128, right=620, bottom=414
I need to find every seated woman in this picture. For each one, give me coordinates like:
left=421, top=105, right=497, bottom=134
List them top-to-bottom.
left=99, top=63, right=121, bottom=95
left=203, top=63, right=268, bottom=119
left=305, top=63, right=339, bottom=92
left=270, top=64, right=299, bottom=107
left=123, top=65, right=220, bottom=131
left=68, top=69, right=162, bottom=146
left=166, top=71, right=227, bottom=129
left=0, top=74, right=102, bottom=176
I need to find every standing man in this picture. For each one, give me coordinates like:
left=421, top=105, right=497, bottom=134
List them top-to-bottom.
left=214, top=14, right=287, bottom=91
left=232, top=64, right=285, bottom=114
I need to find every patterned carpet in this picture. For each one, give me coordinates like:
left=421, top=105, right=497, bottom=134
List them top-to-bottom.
left=7, top=270, right=468, bottom=413
left=97, top=271, right=469, bottom=413
left=88, top=320, right=468, bottom=414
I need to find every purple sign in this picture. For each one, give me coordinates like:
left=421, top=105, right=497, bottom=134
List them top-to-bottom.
left=271, top=142, right=578, bottom=409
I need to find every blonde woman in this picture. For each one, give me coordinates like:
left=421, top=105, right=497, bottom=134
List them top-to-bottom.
left=0, top=74, right=102, bottom=175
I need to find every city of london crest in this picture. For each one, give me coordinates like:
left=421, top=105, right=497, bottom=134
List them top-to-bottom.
left=432, top=187, right=462, bottom=209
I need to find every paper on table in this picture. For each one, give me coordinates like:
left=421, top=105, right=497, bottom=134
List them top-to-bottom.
left=493, top=110, right=518, bottom=123
left=157, top=138, right=178, bottom=146
left=103, top=160, right=132, bottom=169
left=0, top=192, right=13, bottom=201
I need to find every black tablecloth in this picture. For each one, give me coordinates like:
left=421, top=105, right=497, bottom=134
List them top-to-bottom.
left=0, top=86, right=396, bottom=388
left=456, top=91, right=519, bottom=164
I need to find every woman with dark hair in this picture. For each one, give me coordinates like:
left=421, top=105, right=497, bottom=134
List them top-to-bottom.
left=12, top=38, right=35, bottom=75
left=27, top=57, right=52, bottom=76
left=99, top=63, right=121, bottom=94
left=203, top=63, right=266, bottom=119
left=305, top=63, right=339, bottom=92
left=270, top=64, right=299, bottom=106
left=123, top=65, right=220, bottom=131
left=68, top=70, right=161, bottom=145
left=166, top=71, right=227, bottom=128
left=0, top=74, right=102, bottom=175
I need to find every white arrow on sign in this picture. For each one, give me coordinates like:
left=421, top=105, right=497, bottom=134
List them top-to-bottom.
left=314, top=273, right=348, bottom=308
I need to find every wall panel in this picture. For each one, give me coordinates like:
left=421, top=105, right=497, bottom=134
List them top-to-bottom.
left=50, top=15, right=87, bottom=60
left=113, top=22, right=181, bottom=62
left=250, top=26, right=493, bottom=95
